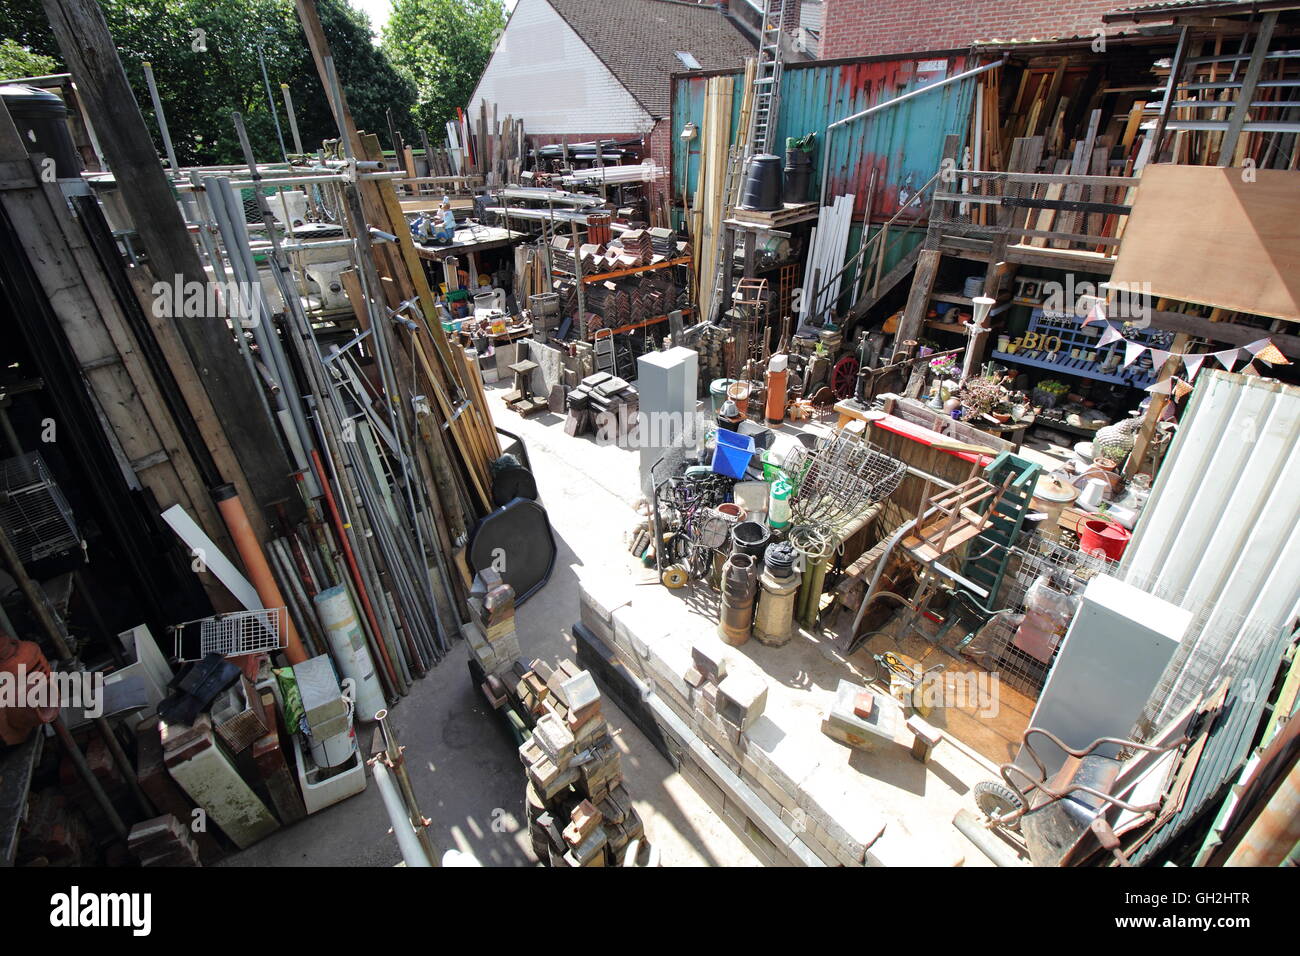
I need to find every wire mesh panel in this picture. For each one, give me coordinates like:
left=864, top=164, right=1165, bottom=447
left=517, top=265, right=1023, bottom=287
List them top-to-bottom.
left=0, top=452, right=81, bottom=566
left=960, top=531, right=1116, bottom=697
left=1120, top=565, right=1288, bottom=741
left=174, top=608, right=285, bottom=662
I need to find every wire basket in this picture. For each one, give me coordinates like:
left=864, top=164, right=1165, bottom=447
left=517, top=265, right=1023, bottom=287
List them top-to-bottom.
left=0, top=452, right=82, bottom=567
left=173, top=608, right=286, bottom=662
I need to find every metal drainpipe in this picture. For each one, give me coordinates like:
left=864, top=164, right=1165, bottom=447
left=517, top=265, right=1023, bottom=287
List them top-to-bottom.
left=818, top=59, right=1007, bottom=211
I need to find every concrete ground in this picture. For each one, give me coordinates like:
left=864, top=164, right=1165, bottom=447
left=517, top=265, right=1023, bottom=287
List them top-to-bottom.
left=227, top=380, right=758, bottom=867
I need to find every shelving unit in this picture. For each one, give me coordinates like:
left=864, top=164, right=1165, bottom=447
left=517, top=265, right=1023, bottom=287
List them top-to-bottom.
left=990, top=307, right=1173, bottom=390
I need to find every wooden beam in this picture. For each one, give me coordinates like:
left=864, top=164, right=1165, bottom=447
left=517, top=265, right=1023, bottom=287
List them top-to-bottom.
left=42, top=0, right=297, bottom=526
left=1219, top=13, right=1278, bottom=165
left=1145, top=309, right=1300, bottom=357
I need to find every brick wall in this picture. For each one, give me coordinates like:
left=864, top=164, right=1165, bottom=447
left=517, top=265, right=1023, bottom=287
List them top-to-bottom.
left=821, top=0, right=1120, bottom=59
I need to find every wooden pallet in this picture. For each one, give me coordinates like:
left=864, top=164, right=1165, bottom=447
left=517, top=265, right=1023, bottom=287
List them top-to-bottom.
left=726, top=200, right=820, bottom=228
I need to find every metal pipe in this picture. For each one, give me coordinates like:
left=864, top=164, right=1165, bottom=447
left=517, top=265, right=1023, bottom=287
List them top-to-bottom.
left=256, top=42, right=288, bottom=163
left=819, top=59, right=1006, bottom=210
left=140, top=61, right=178, bottom=170
left=281, top=84, right=304, bottom=155
left=376, top=709, right=438, bottom=863
left=371, top=758, right=432, bottom=866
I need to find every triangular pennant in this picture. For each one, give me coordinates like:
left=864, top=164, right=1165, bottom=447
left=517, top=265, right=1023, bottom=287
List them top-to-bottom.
left=1082, top=302, right=1108, bottom=327
left=1098, top=323, right=1125, bottom=347
left=1242, top=338, right=1271, bottom=355
left=1124, top=340, right=1147, bottom=368
left=1253, top=341, right=1289, bottom=365
left=1149, top=348, right=1171, bottom=370
left=1215, top=348, right=1242, bottom=372
left=1182, top=352, right=1206, bottom=379
left=1145, top=377, right=1175, bottom=395
left=1172, top=378, right=1194, bottom=400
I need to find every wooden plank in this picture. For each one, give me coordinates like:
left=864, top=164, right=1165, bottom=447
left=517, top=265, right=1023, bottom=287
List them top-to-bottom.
left=45, top=0, right=297, bottom=522
left=897, top=249, right=941, bottom=345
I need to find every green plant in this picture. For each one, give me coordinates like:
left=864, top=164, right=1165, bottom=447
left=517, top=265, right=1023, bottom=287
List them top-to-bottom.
left=959, top=375, right=1007, bottom=420
left=1037, top=379, right=1070, bottom=396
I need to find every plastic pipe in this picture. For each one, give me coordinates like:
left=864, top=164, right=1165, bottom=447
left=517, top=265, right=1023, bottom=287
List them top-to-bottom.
left=212, top=484, right=308, bottom=665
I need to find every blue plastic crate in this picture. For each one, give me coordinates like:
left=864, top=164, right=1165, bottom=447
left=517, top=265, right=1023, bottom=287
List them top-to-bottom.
left=712, top=430, right=756, bottom=480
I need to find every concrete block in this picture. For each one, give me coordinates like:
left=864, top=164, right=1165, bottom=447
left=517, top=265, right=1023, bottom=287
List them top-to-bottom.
left=690, top=637, right=730, bottom=683
left=560, top=670, right=601, bottom=713
left=717, top=671, right=768, bottom=731
left=532, top=713, right=575, bottom=763
left=798, top=765, right=888, bottom=866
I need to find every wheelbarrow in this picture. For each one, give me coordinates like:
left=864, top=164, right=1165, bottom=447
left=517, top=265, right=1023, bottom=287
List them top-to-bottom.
left=973, top=726, right=1193, bottom=867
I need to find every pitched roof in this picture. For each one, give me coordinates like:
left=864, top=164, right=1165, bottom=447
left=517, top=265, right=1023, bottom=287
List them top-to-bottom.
left=547, top=0, right=755, bottom=118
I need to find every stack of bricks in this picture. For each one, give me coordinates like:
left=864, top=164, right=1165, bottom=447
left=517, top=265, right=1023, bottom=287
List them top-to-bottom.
left=464, top=568, right=521, bottom=677
left=684, top=637, right=769, bottom=748
left=517, top=658, right=646, bottom=866
left=127, top=813, right=202, bottom=867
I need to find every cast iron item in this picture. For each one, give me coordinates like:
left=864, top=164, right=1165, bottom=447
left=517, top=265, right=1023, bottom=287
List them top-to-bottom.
left=467, top=498, right=557, bottom=605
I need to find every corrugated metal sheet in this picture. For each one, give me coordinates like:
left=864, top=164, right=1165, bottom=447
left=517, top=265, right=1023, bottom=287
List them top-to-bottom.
left=672, top=54, right=978, bottom=223
left=1122, top=370, right=1300, bottom=732
left=1124, top=371, right=1300, bottom=644
left=1126, top=623, right=1292, bottom=866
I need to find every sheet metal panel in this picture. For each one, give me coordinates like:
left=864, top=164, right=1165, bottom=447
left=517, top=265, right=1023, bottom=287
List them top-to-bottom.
left=672, top=54, right=977, bottom=222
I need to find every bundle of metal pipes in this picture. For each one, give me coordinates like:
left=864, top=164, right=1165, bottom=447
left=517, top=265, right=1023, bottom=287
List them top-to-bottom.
left=142, top=27, right=502, bottom=700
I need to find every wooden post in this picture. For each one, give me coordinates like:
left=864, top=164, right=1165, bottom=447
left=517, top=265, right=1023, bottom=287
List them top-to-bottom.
left=42, top=0, right=298, bottom=526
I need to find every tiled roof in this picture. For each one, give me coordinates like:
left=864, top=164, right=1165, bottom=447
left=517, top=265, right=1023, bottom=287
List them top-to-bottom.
left=548, top=0, right=756, bottom=118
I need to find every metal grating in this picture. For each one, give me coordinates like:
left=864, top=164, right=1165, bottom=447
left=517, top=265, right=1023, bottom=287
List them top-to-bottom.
left=0, top=452, right=81, bottom=566
left=960, top=531, right=1117, bottom=697
left=174, top=608, right=285, bottom=662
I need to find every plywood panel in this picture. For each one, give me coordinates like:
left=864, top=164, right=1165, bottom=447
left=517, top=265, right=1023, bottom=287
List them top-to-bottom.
left=1110, top=165, right=1300, bottom=322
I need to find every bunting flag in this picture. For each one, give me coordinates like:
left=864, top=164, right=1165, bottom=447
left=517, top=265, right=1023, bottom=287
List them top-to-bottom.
left=1065, top=310, right=1289, bottom=377
left=1098, top=323, right=1125, bottom=347
left=1244, top=339, right=1290, bottom=365
left=1124, top=340, right=1147, bottom=368
left=1214, top=347, right=1242, bottom=372
left=1182, top=352, right=1206, bottom=379
left=1145, top=378, right=1176, bottom=395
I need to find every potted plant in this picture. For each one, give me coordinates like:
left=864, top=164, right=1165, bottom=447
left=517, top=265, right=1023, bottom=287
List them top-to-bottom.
left=958, top=375, right=1008, bottom=423
left=1032, top=379, right=1070, bottom=408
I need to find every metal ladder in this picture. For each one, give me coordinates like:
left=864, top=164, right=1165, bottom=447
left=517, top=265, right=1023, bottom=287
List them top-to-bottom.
left=747, top=0, right=787, bottom=156
left=705, top=146, right=745, bottom=324
left=593, top=328, right=616, bottom=375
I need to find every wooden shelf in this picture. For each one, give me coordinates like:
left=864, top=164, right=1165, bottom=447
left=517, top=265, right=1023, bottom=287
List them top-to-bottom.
left=554, top=256, right=691, bottom=284
left=600, top=308, right=693, bottom=336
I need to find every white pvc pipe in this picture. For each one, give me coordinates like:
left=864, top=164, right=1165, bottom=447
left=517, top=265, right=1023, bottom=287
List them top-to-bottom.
left=373, top=760, right=432, bottom=867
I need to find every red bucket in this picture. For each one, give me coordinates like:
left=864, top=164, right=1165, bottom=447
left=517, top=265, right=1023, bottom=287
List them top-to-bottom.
left=1079, top=518, right=1130, bottom=560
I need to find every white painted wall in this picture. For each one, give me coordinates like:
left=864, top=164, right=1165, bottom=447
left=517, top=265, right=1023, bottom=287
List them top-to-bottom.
left=469, top=0, right=654, bottom=136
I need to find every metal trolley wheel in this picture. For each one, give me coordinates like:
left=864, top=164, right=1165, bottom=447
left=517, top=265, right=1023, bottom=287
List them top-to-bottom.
left=831, top=355, right=859, bottom=399
left=974, top=779, right=1024, bottom=831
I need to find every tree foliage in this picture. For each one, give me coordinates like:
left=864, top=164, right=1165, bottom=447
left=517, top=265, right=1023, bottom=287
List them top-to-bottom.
left=0, top=0, right=418, bottom=166
left=382, top=0, right=505, bottom=134
left=0, top=38, right=58, bottom=80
